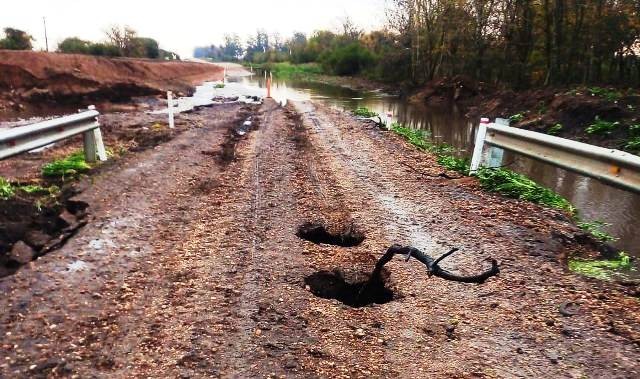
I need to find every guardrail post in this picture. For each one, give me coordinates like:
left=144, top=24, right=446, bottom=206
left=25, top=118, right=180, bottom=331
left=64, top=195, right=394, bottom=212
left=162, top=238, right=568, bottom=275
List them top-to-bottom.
left=167, top=91, right=175, bottom=129
left=82, top=106, right=107, bottom=163
left=470, top=118, right=506, bottom=174
left=470, top=118, right=489, bottom=174
left=94, top=128, right=107, bottom=161
left=83, top=130, right=98, bottom=163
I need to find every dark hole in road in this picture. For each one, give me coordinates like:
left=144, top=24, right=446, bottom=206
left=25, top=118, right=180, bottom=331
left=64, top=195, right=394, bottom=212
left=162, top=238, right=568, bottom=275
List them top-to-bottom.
left=296, top=222, right=365, bottom=247
left=305, top=270, right=393, bottom=308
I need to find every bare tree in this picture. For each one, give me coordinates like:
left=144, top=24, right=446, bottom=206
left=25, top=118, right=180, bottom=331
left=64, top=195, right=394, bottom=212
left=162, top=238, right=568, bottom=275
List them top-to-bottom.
left=105, top=25, right=140, bottom=57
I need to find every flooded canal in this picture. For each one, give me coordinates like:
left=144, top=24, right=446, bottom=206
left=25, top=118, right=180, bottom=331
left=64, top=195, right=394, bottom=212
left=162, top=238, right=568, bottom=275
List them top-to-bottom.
left=228, top=73, right=639, bottom=257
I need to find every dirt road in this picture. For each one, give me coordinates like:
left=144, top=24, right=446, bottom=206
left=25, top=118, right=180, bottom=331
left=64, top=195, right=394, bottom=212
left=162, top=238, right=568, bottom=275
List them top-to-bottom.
left=1, top=100, right=639, bottom=378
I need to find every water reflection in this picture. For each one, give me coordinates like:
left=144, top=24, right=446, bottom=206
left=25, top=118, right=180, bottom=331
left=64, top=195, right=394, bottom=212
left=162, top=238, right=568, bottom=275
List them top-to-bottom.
left=235, top=73, right=639, bottom=256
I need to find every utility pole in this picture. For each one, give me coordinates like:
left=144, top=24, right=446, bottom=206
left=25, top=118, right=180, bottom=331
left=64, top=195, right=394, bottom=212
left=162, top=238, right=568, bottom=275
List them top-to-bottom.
left=43, top=17, right=49, bottom=52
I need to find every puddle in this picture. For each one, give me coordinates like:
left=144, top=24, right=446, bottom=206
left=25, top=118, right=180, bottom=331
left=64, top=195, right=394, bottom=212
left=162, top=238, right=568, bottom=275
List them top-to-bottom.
left=296, top=222, right=365, bottom=247
left=305, top=270, right=393, bottom=307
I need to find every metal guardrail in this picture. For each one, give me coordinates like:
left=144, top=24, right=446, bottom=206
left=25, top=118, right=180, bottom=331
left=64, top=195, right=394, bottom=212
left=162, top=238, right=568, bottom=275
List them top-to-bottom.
left=0, top=107, right=107, bottom=162
left=470, top=120, right=640, bottom=194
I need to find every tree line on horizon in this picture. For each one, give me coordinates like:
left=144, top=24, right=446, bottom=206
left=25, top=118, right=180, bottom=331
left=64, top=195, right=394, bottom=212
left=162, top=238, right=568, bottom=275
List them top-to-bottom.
left=195, top=0, right=640, bottom=88
left=0, top=26, right=180, bottom=60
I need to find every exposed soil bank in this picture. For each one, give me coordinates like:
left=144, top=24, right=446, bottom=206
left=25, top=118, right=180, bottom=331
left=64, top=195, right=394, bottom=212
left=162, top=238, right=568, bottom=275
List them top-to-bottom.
left=0, top=51, right=224, bottom=119
left=409, top=76, right=640, bottom=153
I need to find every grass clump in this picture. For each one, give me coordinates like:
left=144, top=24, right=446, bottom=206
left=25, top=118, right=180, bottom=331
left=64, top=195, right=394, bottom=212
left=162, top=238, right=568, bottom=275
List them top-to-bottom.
left=215, top=83, right=225, bottom=89
left=588, top=87, right=622, bottom=102
left=353, top=107, right=377, bottom=118
left=509, top=113, right=525, bottom=123
left=586, top=116, right=620, bottom=135
left=390, top=123, right=470, bottom=174
left=391, top=123, right=432, bottom=151
left=547, top=123, right=563, bottom=136
left=625, top=136, right=640, bottom=153
left=42, top=151, right=91, bottom=179
left=437, top=155, right=470, bottom=174
left=475, top=167, right=575, bottom=214
left=0, top=177, right=15, bottom=200
left=0, top=178, right=60, bottom=200
left=577, top=220, right=617, bottom=242
left=569, top=252, right=633, bottom=280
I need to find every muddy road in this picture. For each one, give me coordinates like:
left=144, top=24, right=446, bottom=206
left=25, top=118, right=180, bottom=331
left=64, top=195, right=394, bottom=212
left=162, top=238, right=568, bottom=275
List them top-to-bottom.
left=1, top=100, right=639, bottom=378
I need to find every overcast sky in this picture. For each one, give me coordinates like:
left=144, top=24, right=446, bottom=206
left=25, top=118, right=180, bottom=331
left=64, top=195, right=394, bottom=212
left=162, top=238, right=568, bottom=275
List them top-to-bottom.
left=1, top=0, right=388, bottom=58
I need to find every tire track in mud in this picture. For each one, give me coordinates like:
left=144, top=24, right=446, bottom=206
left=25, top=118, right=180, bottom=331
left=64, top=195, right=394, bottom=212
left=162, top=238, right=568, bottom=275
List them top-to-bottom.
left=222, top=99, right=276, bottom=374
left=294, top=101, right=443, bottom=256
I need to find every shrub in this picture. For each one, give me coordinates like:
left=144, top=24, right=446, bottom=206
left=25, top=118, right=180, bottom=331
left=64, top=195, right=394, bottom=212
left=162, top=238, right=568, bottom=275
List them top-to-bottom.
left=0, top=27, right=33, bottom=50
left=57, top=37, right=91, bottom=54
left=88, top=43, right=122, bottom=57
left=321, top=43, right=376, bottom=76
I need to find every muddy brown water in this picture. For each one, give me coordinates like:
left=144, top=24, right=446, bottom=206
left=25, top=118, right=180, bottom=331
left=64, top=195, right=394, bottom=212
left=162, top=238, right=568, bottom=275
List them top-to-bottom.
left=230, top=74, right=639, bottom=260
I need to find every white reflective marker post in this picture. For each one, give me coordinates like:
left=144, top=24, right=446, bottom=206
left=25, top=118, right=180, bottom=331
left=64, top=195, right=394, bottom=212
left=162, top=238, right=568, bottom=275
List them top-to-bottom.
left=167, top=91, right=175, bottom=129
left=469, top=118, right=490, bottom=173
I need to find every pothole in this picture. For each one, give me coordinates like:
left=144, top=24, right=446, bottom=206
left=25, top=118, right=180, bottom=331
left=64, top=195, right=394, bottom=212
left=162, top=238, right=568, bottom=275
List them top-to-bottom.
left=296, top=222, right=365, bottom=247
left=304, top=270, right=394, bottom=308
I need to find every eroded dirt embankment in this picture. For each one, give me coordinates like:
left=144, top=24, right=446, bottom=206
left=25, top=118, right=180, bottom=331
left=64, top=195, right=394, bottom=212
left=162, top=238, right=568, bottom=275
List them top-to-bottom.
left=0, top=51, right=223, bottom=118
left=409, top=76, right=640, bottom=153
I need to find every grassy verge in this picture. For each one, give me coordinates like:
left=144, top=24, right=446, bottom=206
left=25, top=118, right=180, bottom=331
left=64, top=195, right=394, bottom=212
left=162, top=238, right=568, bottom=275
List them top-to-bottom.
left=252, top=62, right=324, bottom=78
left=388, top=121, right=635, bottom=279
left=389, top=121, right=576, bottom=213
left=474, top=167, right=575, bottom=213
left=569, top=252, right=634, bottom=280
